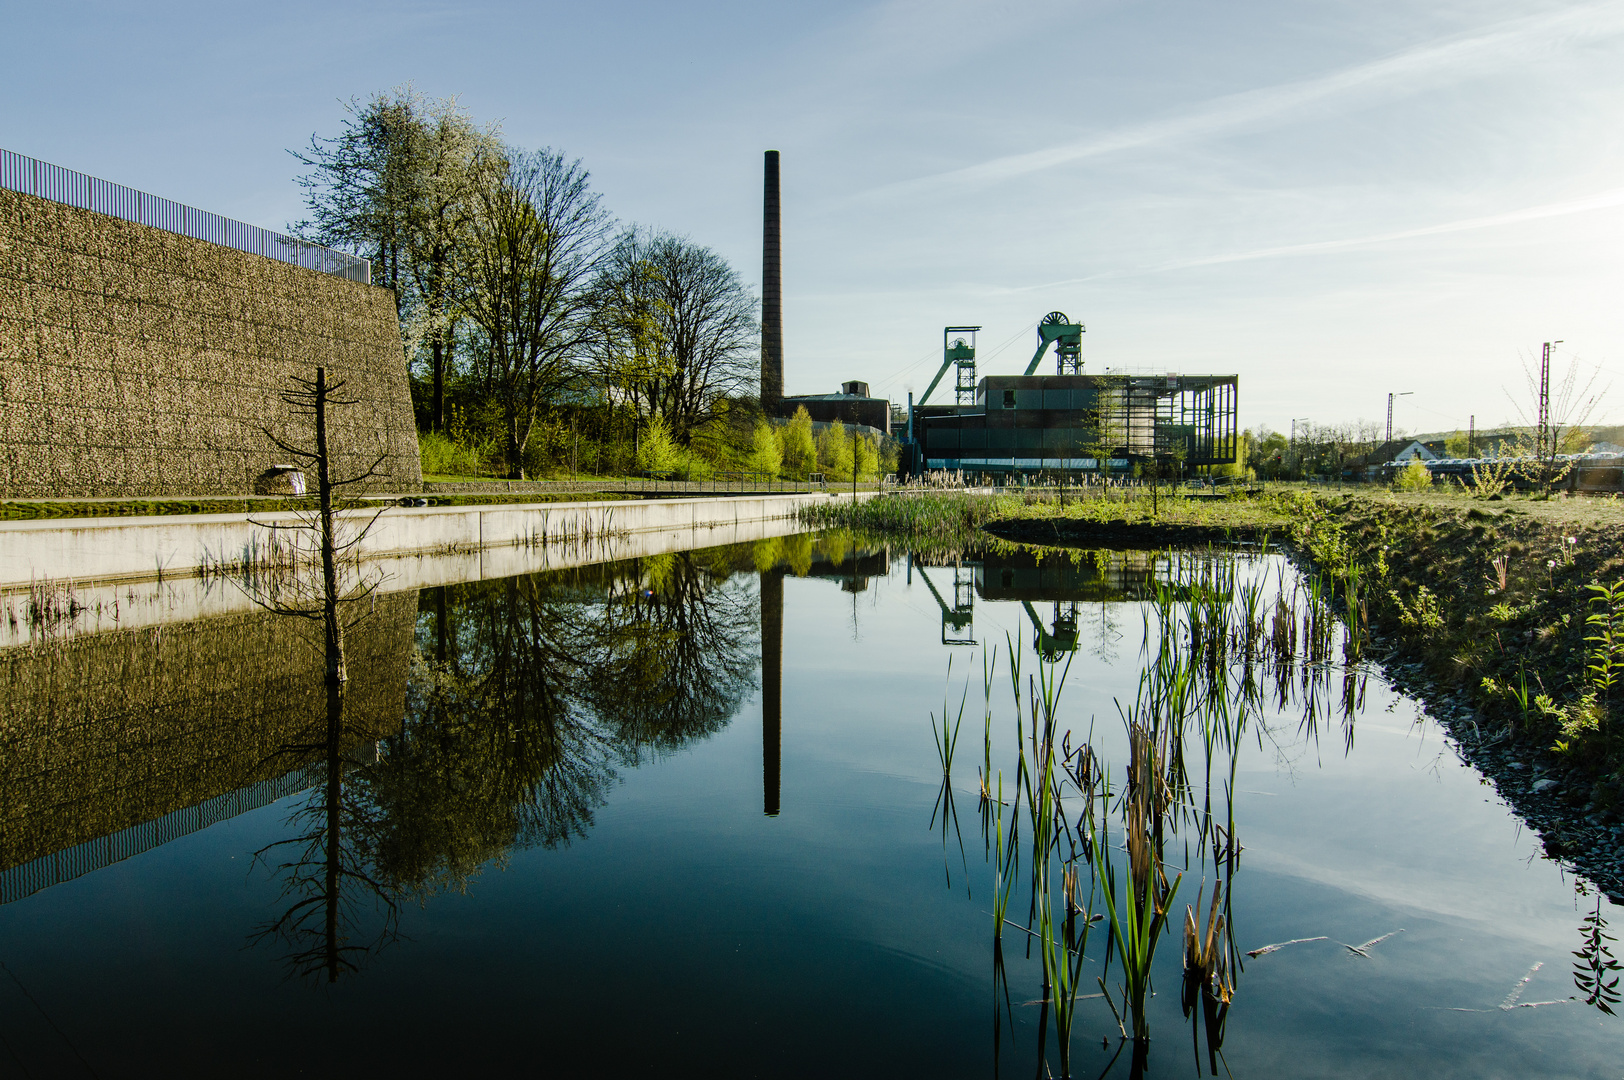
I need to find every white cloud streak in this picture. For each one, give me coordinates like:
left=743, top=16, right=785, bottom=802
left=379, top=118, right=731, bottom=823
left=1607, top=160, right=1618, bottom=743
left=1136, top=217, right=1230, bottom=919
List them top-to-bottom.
left=859, top=2, right=1624, bottom=200
left=1005, top=185, right=1624, bottom=291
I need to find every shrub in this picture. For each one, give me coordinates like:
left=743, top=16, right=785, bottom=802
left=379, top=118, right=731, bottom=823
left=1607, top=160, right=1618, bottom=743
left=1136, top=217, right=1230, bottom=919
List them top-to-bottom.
left=636, top=415, right=682, bottom=475
left=419, top=430, right=490, bottom=478
left=1392, top=457, right=1432, bottom=492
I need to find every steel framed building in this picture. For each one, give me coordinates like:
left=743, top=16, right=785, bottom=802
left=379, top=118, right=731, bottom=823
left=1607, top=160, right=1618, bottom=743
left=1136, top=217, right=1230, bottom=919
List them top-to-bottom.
left=911, top=373, right=1238, bottom=475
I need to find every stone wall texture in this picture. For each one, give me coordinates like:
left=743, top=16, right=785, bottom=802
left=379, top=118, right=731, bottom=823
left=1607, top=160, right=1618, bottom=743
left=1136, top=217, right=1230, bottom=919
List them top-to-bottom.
left=0, top=187, right=421, bottom=497
left=0, top=593, right=417, bottom=872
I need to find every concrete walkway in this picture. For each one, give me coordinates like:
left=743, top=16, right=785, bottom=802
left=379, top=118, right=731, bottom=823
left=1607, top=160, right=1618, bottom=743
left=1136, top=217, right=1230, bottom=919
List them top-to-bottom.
left=0, top=490, right=867, bottom=593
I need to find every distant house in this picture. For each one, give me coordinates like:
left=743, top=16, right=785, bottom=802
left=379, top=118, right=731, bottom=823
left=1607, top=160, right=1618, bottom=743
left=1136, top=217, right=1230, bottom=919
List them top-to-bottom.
left=1348, top=439, right=1436, bottom=481
left=1352, top=439, right=1436, bottom=467
left=1393, top=440, right=1438, bottom=463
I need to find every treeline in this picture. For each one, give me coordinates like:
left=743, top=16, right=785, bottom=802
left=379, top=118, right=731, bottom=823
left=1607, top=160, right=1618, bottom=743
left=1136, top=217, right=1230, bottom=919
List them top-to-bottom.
left=293, top=88, right=885, bottom=480
left=1243, top=420, right=1613, bottom=482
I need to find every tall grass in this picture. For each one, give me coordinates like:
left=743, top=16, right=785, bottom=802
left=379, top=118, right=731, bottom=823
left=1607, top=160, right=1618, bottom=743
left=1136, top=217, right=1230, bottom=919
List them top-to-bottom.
left=418, top=430, right=491, bottom=478
left=800, top=491, right=1014, bottom=543
left=931, top=541, right=1386, bottom=1074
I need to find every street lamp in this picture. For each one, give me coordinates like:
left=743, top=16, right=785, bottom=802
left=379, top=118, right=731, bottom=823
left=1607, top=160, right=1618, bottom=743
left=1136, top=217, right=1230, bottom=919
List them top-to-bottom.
left=1386, top=392, right=1413, bottom=444
left=1289, top=417, right=1309, bottom=481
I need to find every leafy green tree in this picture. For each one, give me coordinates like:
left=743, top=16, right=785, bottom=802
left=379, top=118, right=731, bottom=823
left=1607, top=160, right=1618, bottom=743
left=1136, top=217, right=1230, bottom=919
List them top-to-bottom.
left=780, top=407, right=816, bottom=478
left=637, top=414, right=682, bottom=474
left=817, top=419, right=854, bottom=480
left=747, top=420, right=782, bottom=477
left=1247, top=426, right=1289, bottom=479
left=854, top=432, right=878, bottom=480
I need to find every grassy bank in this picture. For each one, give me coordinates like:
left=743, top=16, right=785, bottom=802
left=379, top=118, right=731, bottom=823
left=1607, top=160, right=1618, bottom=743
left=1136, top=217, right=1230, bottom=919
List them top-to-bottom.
left=800, top=488, right=1306, bottom=543
left=1290, top=492, right=1624, bottom=782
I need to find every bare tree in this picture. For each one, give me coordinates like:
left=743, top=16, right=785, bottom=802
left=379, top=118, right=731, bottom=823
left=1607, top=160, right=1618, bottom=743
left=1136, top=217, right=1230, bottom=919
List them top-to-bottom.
left=458, top=149, right=611, bottom=477
left=591, top=228, right=757, bottom=445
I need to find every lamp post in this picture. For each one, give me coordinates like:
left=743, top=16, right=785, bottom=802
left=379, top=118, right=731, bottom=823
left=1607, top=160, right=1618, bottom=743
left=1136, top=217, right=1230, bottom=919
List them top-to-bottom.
left=1386, top=392, right=1412, bottom=445
left=852, top=426, right=858, bottom=499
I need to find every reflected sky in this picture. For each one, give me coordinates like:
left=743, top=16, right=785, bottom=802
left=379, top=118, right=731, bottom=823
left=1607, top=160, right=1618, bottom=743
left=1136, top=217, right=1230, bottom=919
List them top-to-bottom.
left=0, top=534, right=1618, bottom=1078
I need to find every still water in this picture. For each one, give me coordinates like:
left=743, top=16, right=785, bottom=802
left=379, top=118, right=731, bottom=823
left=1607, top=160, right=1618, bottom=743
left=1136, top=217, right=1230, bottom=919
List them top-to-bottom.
left=0, top=534, right=1618, bottom=1077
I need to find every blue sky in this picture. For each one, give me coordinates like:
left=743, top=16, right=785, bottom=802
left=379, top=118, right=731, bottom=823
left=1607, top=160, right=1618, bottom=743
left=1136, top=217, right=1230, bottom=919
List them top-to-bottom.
left=5, top=0, right=1622, bottom=434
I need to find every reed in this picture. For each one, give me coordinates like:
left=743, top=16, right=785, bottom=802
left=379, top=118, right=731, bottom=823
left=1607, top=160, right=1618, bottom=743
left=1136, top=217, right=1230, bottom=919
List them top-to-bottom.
left=943, top=543, right=1389, bottom=1072
left=980, top=645, right=998, bottom=802
left=930, top=659, right=970, bottom=887
left=1089, top=715, right=1182, bottom=1050
left=1181, top=884, right=1235, bottom=1075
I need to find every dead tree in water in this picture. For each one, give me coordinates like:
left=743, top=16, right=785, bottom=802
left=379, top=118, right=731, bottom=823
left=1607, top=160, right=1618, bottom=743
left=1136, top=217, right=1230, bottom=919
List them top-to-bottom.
left=255, top=365, right=389, bottom=686
left=250, top=366, right=400, bottom=981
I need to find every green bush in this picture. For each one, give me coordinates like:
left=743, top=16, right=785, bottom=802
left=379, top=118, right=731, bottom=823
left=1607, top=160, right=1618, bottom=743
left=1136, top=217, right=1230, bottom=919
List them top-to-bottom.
left=636, top=415, right=682, bottom=474
left=419, top=431, right=490, bottom=478
left=1392, top=457, right=1432, bottom=492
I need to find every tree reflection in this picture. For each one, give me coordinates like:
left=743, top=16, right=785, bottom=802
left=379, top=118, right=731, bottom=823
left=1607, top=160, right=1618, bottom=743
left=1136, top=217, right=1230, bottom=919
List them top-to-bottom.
left=250, top=548, right=760, bottom=975
left=361, top=551, right=757, bottom=901
left=250, top=680, right=400, bottom=982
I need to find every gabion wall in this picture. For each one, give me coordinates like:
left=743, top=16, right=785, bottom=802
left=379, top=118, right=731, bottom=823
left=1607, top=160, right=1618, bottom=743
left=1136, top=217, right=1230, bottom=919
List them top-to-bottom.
left=0, top=188, right=421, bottom=497
left=0, top=592, right=417, bottom=876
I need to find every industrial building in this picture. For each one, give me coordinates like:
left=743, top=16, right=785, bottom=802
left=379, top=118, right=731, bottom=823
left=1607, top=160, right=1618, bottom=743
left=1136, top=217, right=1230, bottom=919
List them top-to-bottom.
left=751, top=153, right=1235, bottom=478
left=903, top=318, right=1239, bottom=477
left=774, top=380, right=890, bottom=436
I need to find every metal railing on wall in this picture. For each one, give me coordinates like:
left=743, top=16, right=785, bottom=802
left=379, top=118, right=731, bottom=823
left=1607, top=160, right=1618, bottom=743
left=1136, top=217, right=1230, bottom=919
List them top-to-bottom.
left=0, top=147, right=371, bottom=284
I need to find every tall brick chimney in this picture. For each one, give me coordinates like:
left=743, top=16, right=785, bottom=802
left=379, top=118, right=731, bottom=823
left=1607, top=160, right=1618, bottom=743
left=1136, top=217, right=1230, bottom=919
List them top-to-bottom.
left=761, top=149, right=783, bottom=408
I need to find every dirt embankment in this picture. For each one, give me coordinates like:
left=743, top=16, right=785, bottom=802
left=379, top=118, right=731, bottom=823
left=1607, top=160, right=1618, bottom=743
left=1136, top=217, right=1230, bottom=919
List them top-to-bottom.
left=1298, top=494, right=1624, bottom=899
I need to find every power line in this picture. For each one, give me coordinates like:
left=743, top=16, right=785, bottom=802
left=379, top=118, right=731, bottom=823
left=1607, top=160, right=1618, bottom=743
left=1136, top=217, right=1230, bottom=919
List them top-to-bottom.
left=876, top=318, right=1040, bottom=398
left=874, top=346, right=939, bottom=393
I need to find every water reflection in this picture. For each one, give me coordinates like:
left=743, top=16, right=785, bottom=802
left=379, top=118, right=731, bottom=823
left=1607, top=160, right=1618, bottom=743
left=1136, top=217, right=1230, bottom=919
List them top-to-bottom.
left=6, top=531, right=1624, bottom=1075
left=245, top=538, right=881, bottom=974
left=936, top=543, right=1384, bottom=1077
left=762, top=567, right=784, bottom=817
left=251, top=678, right=400, bottom=982
left=1575, top=886, right=1623, bottom=1014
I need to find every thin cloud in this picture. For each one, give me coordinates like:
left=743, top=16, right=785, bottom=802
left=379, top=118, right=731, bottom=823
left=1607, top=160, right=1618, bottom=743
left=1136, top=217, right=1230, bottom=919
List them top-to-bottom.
left=858, top=2, right=1624, bottom=200
left=1004, top=186, right=1624, bottom=291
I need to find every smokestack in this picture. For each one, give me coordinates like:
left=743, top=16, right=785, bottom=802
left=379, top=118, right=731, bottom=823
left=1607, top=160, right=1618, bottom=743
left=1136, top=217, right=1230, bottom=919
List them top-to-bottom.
left=761, top=150, right=783, bottom=408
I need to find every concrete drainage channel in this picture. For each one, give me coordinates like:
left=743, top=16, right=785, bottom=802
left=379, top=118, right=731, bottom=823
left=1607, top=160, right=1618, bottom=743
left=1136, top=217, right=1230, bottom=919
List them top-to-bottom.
left=0, top=491, right=874, bottom=592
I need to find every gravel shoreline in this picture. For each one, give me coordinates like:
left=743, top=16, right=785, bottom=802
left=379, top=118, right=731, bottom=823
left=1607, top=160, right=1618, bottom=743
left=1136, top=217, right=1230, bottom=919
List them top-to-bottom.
left=1376, top=642, right=1624, bottom=904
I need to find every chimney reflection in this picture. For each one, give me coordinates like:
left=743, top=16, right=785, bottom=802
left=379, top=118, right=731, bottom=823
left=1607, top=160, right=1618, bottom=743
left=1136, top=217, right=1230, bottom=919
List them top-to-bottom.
left=760, top=568, right=784, bottom=816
